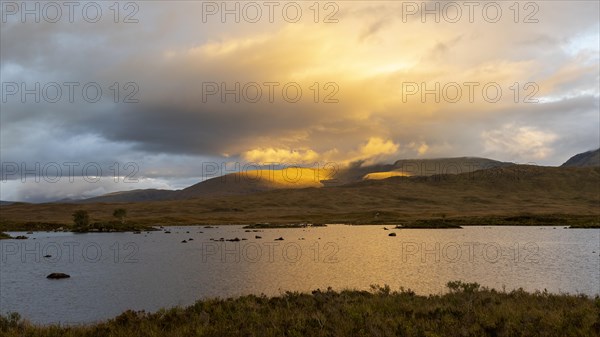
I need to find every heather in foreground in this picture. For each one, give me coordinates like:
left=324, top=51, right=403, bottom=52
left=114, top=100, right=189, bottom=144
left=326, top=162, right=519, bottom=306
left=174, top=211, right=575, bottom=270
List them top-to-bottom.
left=2, top=282, right=599, bottom=337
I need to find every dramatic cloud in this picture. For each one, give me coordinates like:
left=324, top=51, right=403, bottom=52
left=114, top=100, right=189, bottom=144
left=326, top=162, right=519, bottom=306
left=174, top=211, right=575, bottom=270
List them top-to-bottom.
left=1, top=1, right=598, bottom=201
left=482, top=124, right=559, bottom=162
left=243, top=148, right=320, bottom=164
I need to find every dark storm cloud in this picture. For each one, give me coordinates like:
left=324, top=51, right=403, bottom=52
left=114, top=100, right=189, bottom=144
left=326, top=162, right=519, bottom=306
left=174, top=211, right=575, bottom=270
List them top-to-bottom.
left=1, top=1, right=598, bottom=202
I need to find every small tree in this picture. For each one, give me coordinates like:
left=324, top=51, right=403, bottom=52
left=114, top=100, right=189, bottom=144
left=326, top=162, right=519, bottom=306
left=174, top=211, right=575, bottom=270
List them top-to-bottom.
left=113, top=208, right=127, bottom=224
left=72, top=210, right=90, bottom=231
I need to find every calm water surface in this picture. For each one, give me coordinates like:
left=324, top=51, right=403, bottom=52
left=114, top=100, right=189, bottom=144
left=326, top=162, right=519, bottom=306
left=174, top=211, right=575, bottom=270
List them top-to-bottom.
left=1, top=225, right=598, bottom=324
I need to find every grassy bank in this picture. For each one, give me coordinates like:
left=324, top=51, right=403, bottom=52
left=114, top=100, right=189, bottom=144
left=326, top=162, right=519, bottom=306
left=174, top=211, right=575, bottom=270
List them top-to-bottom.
left=1, top=166, right=598, bottom=228
left=1, top=214, right=598, bottom=232
left=386, top=214, right=600, bottom=228
left=0, top=220, right=157, bottom=233
left=243, top=223, right=328, bottom=229
left=2, top=282, right=599, bottom=337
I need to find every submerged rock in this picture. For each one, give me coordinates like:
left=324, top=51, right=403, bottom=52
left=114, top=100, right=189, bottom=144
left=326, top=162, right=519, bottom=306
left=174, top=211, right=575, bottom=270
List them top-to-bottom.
left=47, top=273, right=70, bottom=279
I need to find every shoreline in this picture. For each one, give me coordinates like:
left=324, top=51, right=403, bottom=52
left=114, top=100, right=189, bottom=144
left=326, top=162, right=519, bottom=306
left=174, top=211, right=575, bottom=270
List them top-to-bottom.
left=2, top=213, right=599, bottom=235
left=2, top=282, right=598, bottom=336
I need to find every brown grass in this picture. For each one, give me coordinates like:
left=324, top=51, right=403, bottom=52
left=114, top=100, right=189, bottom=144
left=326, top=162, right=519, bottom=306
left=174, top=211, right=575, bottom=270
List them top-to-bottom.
left=1, top=165, right=598, bottom=229
left=1, top=282, right=599, bottom=337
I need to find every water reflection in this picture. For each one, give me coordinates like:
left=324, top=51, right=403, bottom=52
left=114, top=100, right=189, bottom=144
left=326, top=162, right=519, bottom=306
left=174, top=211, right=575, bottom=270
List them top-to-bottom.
left=1, top=225, right=598, bottom=324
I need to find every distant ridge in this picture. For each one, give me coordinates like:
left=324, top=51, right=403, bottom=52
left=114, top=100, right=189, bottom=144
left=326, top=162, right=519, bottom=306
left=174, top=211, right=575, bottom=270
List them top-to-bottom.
left=561, top=149, right=600, bottom=168
left=31, top=152, right=592, bottom=204
left=72, top=157, right=512, bottom=203
left=337, top=157, right=512, bottom=183
left=390, top=157, right=513, bottom=176
left=2, top=164, right=598, bottom=226
left=77, top=168, right=333, bottom=203
left=176, top=168, right=332, bottom=199
left=76, top=189, right=177, bottom=203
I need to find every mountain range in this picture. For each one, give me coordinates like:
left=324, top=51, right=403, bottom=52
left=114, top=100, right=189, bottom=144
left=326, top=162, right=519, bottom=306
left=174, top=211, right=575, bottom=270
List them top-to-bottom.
left=561, top=148, right=600, bottom=168
left=1, top=149, right=598, bottom=212
left=75, top=151, right=599, bottom=204
left=74, top=157, right=515, bottom=203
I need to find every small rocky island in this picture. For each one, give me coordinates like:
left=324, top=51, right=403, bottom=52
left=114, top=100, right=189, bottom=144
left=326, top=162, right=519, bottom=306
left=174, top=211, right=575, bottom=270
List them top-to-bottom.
left=46, top=273, right=70, bottom=279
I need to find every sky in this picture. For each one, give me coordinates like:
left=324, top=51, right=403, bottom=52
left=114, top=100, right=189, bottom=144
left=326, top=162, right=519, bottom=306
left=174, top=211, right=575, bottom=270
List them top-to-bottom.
left=1, top=0, right=599, bottom=202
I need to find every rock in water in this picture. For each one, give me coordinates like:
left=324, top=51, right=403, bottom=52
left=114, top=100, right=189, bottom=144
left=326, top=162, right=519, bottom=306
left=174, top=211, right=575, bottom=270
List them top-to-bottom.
left=388, top=232, right=397, bottom=237
left=47, top=273, right=70, bottom=279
